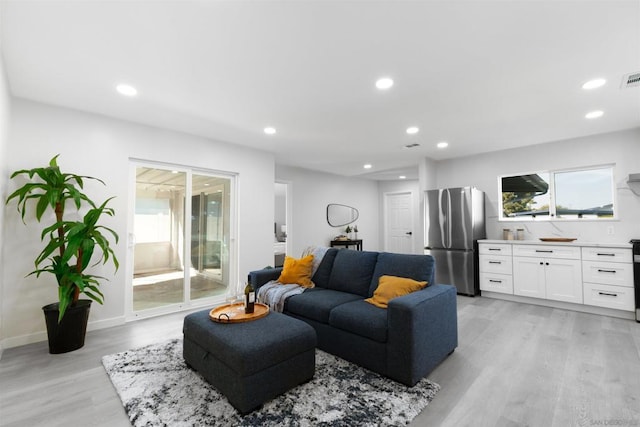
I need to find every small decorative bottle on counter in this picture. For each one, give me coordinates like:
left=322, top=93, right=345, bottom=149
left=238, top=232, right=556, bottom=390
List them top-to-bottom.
left=503, top=229, right=514, bottom=240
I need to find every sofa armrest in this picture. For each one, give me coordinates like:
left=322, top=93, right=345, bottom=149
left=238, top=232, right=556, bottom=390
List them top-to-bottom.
left=248, top=268, right=283, bottom=289
left=386, top=284, right=458, bottom=385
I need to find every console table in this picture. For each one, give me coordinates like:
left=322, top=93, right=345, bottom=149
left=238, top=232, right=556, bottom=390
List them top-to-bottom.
left=330, top=239, right=363, bottom=251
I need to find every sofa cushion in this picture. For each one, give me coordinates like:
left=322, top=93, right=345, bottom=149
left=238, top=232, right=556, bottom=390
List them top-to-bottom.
left=311, top=248, right=338, bottom=289
left=327, top=250, right=379, bottom=297
left=368, top=252, right=435, bottom=297
left=278, top=254, right=315, bottom=288
left=365, top=275, right=428, bottom=308
left=285, top=289, right=362, bottom=323
left=329, top=299, right=388, bottom=343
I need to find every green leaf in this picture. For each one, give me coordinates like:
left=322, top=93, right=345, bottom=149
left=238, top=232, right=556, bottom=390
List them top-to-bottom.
left=35, top=195, right=50, bottom=221
left=57, top=284, right=75, bottom=322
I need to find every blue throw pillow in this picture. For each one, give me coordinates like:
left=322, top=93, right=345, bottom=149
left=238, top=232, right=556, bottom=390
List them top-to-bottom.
left=311, top=248, right=338, bottom=288
left=327, top=250, right=379, bottom=297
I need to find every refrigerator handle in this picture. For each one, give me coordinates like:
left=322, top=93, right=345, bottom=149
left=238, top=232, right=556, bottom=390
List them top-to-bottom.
left=445, top=188, right=452, bottom=248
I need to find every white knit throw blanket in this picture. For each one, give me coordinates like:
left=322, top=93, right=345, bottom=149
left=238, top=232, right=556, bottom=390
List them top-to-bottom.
left=257, top=281, right=305, bottom=313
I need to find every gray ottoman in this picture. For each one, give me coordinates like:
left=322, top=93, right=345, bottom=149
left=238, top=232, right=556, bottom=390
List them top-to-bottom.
left=183, top=309, right=317, bottom=414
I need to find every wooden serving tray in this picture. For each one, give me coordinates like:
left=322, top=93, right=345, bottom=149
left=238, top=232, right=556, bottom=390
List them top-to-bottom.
left=539, top=237, right=577, bottom=242
left=209, top=302, right=269, bottom=323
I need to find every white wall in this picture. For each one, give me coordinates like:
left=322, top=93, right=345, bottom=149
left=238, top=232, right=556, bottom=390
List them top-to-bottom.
left=0, top=15, right=12, bottom=356
left=1, top=99, right=275, bottom=348
left=434, top=128, right=640, bottom=243
left=276, top=165, right=380, bottom=256
left=377, top=179, right=423, bottom=254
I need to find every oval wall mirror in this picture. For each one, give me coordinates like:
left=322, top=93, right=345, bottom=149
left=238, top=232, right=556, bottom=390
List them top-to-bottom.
left=327, top=204, right=359, bottom=227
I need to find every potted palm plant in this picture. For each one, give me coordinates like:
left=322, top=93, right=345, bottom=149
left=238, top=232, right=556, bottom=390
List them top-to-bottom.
left=6, top=155, right=119, bottom=354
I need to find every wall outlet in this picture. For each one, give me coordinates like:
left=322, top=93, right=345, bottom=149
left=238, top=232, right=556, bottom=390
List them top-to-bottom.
left=606, top=226, right=615, bottom=235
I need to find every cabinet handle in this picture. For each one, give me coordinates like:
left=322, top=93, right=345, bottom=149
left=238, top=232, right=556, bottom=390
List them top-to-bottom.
left=488, top=248, right=501, bottom=251
left=535, top=250, right=553, bottom=253
left=596, top=253, right=615, bottom=257
left=488, top=261, right=502, bottom=264
left=597, top=269, right=617, bottom=273
left=489, top=279, right=502, bottom=283
left=598, top=292, right=618, bottom=297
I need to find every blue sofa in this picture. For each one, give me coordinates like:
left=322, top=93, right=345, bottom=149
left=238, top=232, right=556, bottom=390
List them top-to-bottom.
left=249, top=248, right=458, bottom=386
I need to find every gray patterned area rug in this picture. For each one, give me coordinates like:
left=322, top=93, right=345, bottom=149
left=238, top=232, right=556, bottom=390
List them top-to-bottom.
left=102, top=338, right=439, bottom=427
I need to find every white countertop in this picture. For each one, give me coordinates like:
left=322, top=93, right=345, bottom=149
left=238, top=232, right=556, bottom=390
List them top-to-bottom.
left=479, top=239, right=632, bottom=249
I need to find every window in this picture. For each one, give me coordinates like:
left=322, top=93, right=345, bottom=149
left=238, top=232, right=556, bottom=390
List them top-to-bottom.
left=499, top=165, right=615, bottom=221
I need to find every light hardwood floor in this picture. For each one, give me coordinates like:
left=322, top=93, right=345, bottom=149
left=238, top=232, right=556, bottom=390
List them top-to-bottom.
left=1, top=296, right=639, bottom=427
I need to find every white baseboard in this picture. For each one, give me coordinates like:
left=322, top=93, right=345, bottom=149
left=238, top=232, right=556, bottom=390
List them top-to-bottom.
left=0, top=315, right=127, bottom=352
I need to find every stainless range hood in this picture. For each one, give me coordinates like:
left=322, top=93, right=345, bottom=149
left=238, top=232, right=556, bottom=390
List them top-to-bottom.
left=628, top=174, right=640, bottom=196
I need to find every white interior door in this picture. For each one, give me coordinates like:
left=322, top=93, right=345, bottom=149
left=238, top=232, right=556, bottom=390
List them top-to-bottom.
left=385, top=191, right=414, bottom=254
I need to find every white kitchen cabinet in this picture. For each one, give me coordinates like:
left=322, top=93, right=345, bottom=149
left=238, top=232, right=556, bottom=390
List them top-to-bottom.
left=478, top=240, right=634, bottom=316
left=478, top=243, right=513, bottom=294
left=479, top=243, right=512, bottom=256
left=512, top=244, right=581, bottom=260
left=512, top=245, right=583, bottom=303
left=581, top=246, right=633, bottom=311
left=581, top=247, right=632, bottom=263
left=512, top=256, right=546, bottom=298
left=544, top=258, right=583, bottom=303
left=582, top=261, right=633, bottom=287
left=479, top=273, right=514, bottom=294
left=583, top=283, right=635, bottom=311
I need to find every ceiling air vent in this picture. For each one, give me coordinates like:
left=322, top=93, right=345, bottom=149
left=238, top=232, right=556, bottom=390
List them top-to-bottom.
left=621, top=71, right=640, bottom=88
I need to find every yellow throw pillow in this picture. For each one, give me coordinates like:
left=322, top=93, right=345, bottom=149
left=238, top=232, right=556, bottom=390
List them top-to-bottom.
left=278, top=254, right=315, bottom=288
left=365, top=275, right=427, bottom=308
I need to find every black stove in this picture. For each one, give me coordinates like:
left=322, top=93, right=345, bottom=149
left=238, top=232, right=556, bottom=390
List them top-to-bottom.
left=630, top=239, right=640, bottom=322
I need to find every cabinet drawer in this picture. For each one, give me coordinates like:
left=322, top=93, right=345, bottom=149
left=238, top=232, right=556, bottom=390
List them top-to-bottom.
left=479, top=243, right=512, bottom=256
left=512, top=245, right=581, bottom=260
left=581, top=247, right=632, bottom=263
left=479, top=255, right=512, bottom=275
left=582, top=261, right=633, bottom=287
left=480, top=273, right=513, bottom=294
left=583, top=283, right=635, bottom=311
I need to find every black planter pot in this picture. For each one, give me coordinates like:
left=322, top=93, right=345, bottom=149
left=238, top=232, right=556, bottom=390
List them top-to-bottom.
left=42, top=299, right=92, bottom=354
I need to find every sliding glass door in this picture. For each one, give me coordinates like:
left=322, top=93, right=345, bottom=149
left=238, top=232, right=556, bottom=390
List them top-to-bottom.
left=131, top=164, right=234, bottom=315
left=190, top=174, right=230, bottom=301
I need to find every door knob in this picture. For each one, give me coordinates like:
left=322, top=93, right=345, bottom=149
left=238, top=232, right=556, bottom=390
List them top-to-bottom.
left=406, top=231, right=413, bottom=235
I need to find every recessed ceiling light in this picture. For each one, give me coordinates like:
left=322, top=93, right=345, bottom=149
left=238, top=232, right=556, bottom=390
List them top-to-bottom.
left=375, top=77, right=394, bottom=90
left=582, top=78, right=606, bottom=90
left=116, top=84, right=137, bottom=97
left=585, top=110, right=604, bottom=119
left=406, top=126, right=419, bottom=135
left=264, top=127, right=277, bottom=135
left=437, top=141, right=449, bottom=149
left=363, top=164, right=372, bottom=169
left=399, top=175, right=407, bottom=180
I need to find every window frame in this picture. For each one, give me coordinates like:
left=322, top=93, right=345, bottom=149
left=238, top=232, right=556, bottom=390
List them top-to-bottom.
left=127, top=159, right=238, bottom=320
left=498, top=164, right=617, bottom=222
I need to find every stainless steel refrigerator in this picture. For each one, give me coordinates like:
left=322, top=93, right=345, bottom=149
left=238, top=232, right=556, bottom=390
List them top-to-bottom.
left=424, top=187, right=486, bottom=296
